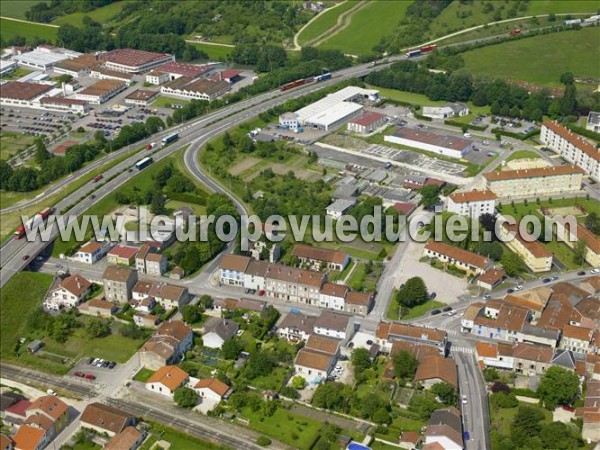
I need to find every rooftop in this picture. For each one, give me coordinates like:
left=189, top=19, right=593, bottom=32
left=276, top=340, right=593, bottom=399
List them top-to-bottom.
left=100, top=48, right=171, bottom=68
left=156, top=61, right=213, bottom=78
left=79, top=79, right=125, bottom=97
left=0, top=81, right=52, bottom=101
left=125, top=89, right=158, bottom=101
left=349, top=110, right=385, bottom=126
left=543, top=120, right=600, bottom=163
left=392, top=127, right=473, bottom=151
left=484, top=164, right=584, bottom=182
left=449, top=189, right=497, bottom=203
left=425, top=240, right=490, bottom=269
left=292, top=244, right=349, bottom=265
left=108, top=245, right=139, bottom=259
left=103, top=265, right=136, bottom=282
left=314, top=310, right=351, bottom=332
left=278, top=311, right=317, bottom=334
left=305, top=334, right=340, bottom=355
left=294, top=348, right=335, bottom=371
left=414, top=354, right=458, bottom=387
left=147, top=365, right=189, bottom=391
left=194, top=378, right=230, bottom=397
left=80, top=402, right=134, bottom=434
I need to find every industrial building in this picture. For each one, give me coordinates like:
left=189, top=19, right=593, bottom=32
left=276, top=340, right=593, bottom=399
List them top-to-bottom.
left=11, top=45, right=81, bottom=71
left=99, top=49, right=174, bottom=74
left=53, top=54, right=99, bottom=78
left=0, top=60, right=17, bottom=77
left=90, top=67, right=134, bottom=85
left=160, top=77, right=230, bottom=101
left=75, top=79, right=127, bottom=104
left=0, top=81, right=54, bottom=108
left=280, top=86, right=380, bottom=132
left=124, top=89, right=159, bottom=106
left=39, top=96, right=89, bottom=114
left=422, top=102, right=470, bottom=119
left=347, top=111, right=386, bottom=134
left=384, top=127, right=473, bottom=159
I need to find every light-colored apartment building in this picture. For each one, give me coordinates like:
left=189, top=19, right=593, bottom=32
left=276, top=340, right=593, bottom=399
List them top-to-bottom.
left=484, top=165, right=584, bottom=198
left=447, top=189, right=497, bottom=220
left=499, top=222, right=553, bottom=272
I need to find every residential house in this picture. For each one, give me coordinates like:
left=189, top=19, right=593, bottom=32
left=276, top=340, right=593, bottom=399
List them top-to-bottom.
left=447, top=189, right=497, bottom=220
left=499, top=221, right=553, bottom=272
left=74, top=240, right=112, bottom=264
left=423, top=241, right=491, bottom=276
left=292, top=244, right=350, bottom=272
left=107, top=245, right=139, bottom=266
left=136, top=245, right=168, bottom=276
left=219, top=254, right=250, bottom=286
left=243, top=259, right=269, bottom=291
left=264, top=264, right=325, bottom=305
left=103, top=266, right=138, bottom=303
left=477, top=268, right=506, bottom=291
left=46, top=274, right=91, bottom=309
left=132, top=281, right=189, bottom=310
left=318, top=283, right=348, bottom=311
left=503, top=287, right=552, bottom=320
left=344, top=291, right=374, bottom=316
left=130, top=296, right=156, bottom=313
left=212, top=297, right=267, bottom=315
left=85, top=298, right=117, bottom=317
left=471, top=300, right=529, bottom=342
left=460, top=302, right=485, bottom=332
left=313, top=311, right=353, bottom=341
left=276, top=312, right=317, bottom=342
left=201, top=318, right=239, bottom=349
left=138, top=320, right=193, bottom=370
left=376, top=322, right=448, bottom=354
left=560, top=324, right=594, bottom=355
left=294, top=334, right=340, bottom=382
left=475, top=342, right=515, bottom=371
left=512, top=342, right=554, bottom=376
left=414, top=354, right=458, bottom=389
left=146, top=366, right=189, bottom=397
left=193, top=378, right=232, bottom=403
left=578, top=379, right=600, bottom=442
left=1, top=392, right=24, bottom=420
left=25, top=395, right=69, bottom=438
left=80, top=403, right=136, bottom=436
left=423, top=407, right=463, bottom=450
left=11, top=425, right=46, bottom=450
left=104, top=427, right=145, bottom=450
left=398, top=431, right=420, bottom=450
left=0, top=435, right=13, bottom=450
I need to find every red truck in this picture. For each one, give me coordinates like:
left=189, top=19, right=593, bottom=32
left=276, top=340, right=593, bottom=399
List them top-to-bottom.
left=509, top=29, right=521, bottom=35
left=280, top=78, right=313, bottom=91
left=146, top=142, right=157, bottom=150
left=92, top=174, right=103, bottom=183
left=14, top=207, right=52, bottom=239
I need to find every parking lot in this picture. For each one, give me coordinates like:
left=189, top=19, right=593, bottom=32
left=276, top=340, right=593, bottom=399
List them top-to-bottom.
left=0, top=107, right=77, bottom=138
left=365, top=144, right=467, bottom=175
left=68, top=357, right=120, bottom=384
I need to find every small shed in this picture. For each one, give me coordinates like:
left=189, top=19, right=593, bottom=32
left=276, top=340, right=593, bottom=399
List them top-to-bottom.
left=27, top=340, right=43, bottom=354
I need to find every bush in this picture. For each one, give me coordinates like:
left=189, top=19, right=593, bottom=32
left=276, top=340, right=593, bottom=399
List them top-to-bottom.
left=445, top=119, right=488, bottom=131
left=491, top=382, right=510, bottom=394
left=490, top=392, right=518, bottom=409
left=257, top=436, right=271, bottom=446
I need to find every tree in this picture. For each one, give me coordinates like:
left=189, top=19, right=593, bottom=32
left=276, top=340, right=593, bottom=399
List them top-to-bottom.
left=145, top=116, right=165, bottom=135
left=34, top=137, right=50, bottom=165
left=419, top=184, right=441, bottom=209
left=150, top=192, right=167, bottom=215
left=585, top=212, right=600, bottom=235
left=573, top=239, right=587, bottom=265
left=501, top=251, right=526, bottom=276
left=395, top=277, right=429, bottom=308
left=198, top=295, right=213, bottom=309
left=181, top=304, right=200, bottom=324
left=86, top=317, right=111, bottom=338
left=222, top=337, right=243, bottom=360
left=351, top=348, right=372, bottom=378
left=393, top=350, right=418, bottom=380
left=537, top=366, right=580, bottom=409
left=483, top=367, right=499, bottom=382
left=291, top=376, right=306, bottom=390
left=491, top=381, right=510, bottom=394
left=312, top=382, right=351, bottom=411
left=431, top=382, right=457, bottom=406
left=174, top=386, right=199, bottom=408
left=408, top=392, right=441, bottom=420
left=511, top=405, right=545, bottom=447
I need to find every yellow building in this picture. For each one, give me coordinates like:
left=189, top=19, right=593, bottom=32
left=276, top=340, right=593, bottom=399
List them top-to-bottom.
left=484, top=165, right=584, bottom=198
left=554, top=220, right=600, bottom=268
left=499, top=223, right=553, bottom=272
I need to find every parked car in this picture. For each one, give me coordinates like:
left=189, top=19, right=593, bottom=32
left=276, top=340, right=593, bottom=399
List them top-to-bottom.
left=591, top=268, right=600, bottom=274
left=577, top=271, right=586, bottom=276
left=551, top=276, right=559, bottom=281
left=542, top=278, right=551, bottom=283
left=515, top=285, right=523, bottom=290
left=507, top=288, right=514, bottom=294
left=258, top=290, right=265, bottom=296
left=483, top=294, right=491, bottom=300
left=442, top=306, right=452, bottom=312
left=430, top=309, right=441, bottom=315
left=87, top=357, right=94, bottom=365
left=108, top=362, right=116, bottom=369
left=73, top=371, right=84, bottom=377
left=85, top=374, right=96, bottom=380
left=46, top=389, right=57, bottom=396
left=462, top=395, right=468, bottom=404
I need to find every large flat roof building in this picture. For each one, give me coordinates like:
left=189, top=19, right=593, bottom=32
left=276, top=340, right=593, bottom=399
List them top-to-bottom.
left=12, top=48, right=73, bottom=70
left=99, top=49, right=174, bottom=73
left=76, top=79, right=127, bottom=104
left=385, top=127, right=474, bottom=159
left=484, top=165, right=584, bottom=198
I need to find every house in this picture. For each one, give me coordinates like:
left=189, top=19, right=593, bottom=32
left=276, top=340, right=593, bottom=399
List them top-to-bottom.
left=422, top=103, right=469, bottom=119
left=347, top=111, right=386, bottom=134
left=586, top=112, right=600, bottom=133
left=446, top=189, right=497, bottom=220
left=326, top=199, right=356, bottom=219
left=499, top=221, right=553, bottom=272
left=74, top=240, right=112, bottom=264
left=423, top=241, right=491, bottom=276
left=107, top=245, right=139, bottom=266
left=135, top=245, right=167, bottom=276
left=292, top=245, right=350, bottom=272
left=219, top=254, right=251, bottom=286
left=243, top=259, right=269, bottom=291
left=264, top=264, right=325, bottom=305
left=103, top=266, right=138, bottom=303
left=476, top=268, right=506, bottom=290
left=46, top=274, right=92, bottom=309
left=318, top=283, right=348, bottom=311
left=153, top=284, right=189, bottom=310
left=503, top=287, right=552, bottom=319
left=344, top=291, right=373, bottom=316
left=212, top=297, right=267, bottom=315
left=85, top=298, right=117, bottom=317
left=471, top=300, right=529, bottom=342
left=461, top=302, right=485, bottom=332
left=313, top=311, right=353, bottom=341
left=276, top=312, right=317, bottom=342
left=133, top=313, right=160, bottom=328
left=202, top=318, right=239, bottom=349
left=138, top=320, right=193, bottom=370
left=376, top=322, right=448, bottom=354
left=559, top=324, right=594, bottom=355
left=294, top=334, right=340, bottom=382
left=306, top=334, right=341, bottom=356
left=475, top=342, right=515, bottom=371
left=512, top=342, right=554, bottom=376
left=414, top=354, right=458, bottom=388
left=146, top=366, right=189, bottom=397
left=193, top=378, right=232, bottom=403
left=578, top=379, right=600, bottom=442
left=1, top=392, right=24, bottom=420
left=26, top=395, right=69, bottom=437
left=4, top=398, right=31, bottom=424
left=80, top=403, right=136, bottom=436
left=423, top=407, right=463, bottom=450
left=10, top=425, right=46, bottom=450
left=104, top=427, right=144, bottom=450
left=399, top=431, right=420, bottom=450
left=0, top=434, right=13, bottom=450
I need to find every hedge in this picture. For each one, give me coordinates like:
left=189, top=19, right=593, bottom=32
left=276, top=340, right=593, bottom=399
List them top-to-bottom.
left=413, top=112, right=433, bottom=122
left=444, top=119, right=488, bottom=131
left=565, top=124, right=600, bottom=143
left=491, top=127, right=540, bottom=140
left=167, top=192, right=206, bottom=205
left=510, top=387, right=539, bottom=398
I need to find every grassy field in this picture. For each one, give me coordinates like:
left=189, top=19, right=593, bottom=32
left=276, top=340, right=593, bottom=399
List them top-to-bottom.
left=527, top=0, right=599, bottom=15
left=0, top=1, right=39, bottom=19
left=52, top=1, right=127, bottom=26
left=297, top=1, right=359, bottom=46
left=319, top=1, right=411, bottom=55
left=0, top=17, right=58, bottom=43
left=462, top=27, right=600, bottom=86
left=188, top=42, right=232, bottom=61
left=1, top=66, right=34, bottom=80
left=151, top=95, right=191, bottom=109
left=0, top=132, right=35, bottom=161
left=505, top=150, right=542, bottom=162
left=0, top=272, right=53, bottom=358
left=386, top=298, right=446, bottom=320
left=491, top=400, right=552, bottom=435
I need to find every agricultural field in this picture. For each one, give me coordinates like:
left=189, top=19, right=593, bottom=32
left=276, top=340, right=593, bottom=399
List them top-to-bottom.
left=296, top=0, right=361, bottom=46
left=0, top=1, right=39, bottom=19
left=52, top=1, right=127, bottom=27
left=318, top=1, right=411, bottom=55
left=0, top=17, right=58, bottom=43
left=461, top=27, right=600, bottom=86
left=188, top=42, right=232, bottom=61
left=0, top=132, right=35, bottom=161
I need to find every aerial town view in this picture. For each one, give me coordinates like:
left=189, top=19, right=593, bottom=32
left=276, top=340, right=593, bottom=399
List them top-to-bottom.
left=0, top=1, right=599, bottom=449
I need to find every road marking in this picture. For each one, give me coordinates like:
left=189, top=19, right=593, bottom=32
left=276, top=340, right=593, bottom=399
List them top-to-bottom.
left=450, top=346, right=475, bottom=354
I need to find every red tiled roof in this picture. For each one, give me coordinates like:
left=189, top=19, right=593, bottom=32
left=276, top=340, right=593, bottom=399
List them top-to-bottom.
left=100, top=49, right=171, bottom=68
left=0, top=82, right=52, bottom=101
left=349, top=111, right=385, bottom=126
left=543, top=120, right=600, bottom=163
left=484, top=164, right=584, bottom=181
left=449, top=189, right=497, bottom=203
left=392, top=202, right=416, bottom=215
left=425, top=240, right=490, bottom=269
left=292, top=244, right=349, bottom=265
left=107, top=245, right=139, bottom=259
left=414, top=354, right=458, bottom=387
left=147, top=366, right=189, bottom=391
left=194, top=378, right=230, bottom=397
left=11, top=425, right=45, bottom=450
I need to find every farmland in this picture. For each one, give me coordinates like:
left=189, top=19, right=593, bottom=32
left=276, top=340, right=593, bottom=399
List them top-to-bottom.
left=0, top=1, right=39, bottom=19
left=52, top=1, right=127, bottom=27
left=297, top=1, right=359, bottom=46
left=318, top=1, right=411, bottom=55
left=0, top=17, right=58, bottom=43
left=462, top=27, right=600, bottom=86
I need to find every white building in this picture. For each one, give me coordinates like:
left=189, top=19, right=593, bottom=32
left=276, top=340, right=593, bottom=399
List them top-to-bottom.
left=12, top=48, right=72, bottom=70
left=0, top=59, right=17, bottom=77
left=160, top=77, right=230, bottom=101
left=422, top=102, right=469, bottom=120
left=347, top=111, right=387, bottom=134
left=587, top=111, right=600, bottom=133
left=279, top=112, right=300, bottom=131
left=540, top=120, right=600, bottom=181
left=385, top=127, right=473, bottom=159
left=446, top=189, right=497, bottom=220
left=325, top=198, right=355, bottom=219
left=74, top=240, right=113, bottom=264
left=219, top=254, right=250, bottom=287
left=46, top=274, right=92, bottom=310
left=318, top=283, right=348, bottom=311
left=313, top=310, right=353, bottom=341
left=202, top=318, right=239, bottom=349
left=146, top=366, right=189, bottom=397
left=193, top=378, right=231, bottom=403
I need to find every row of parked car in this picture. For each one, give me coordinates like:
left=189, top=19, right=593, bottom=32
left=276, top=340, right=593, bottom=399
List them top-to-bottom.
left=87, top=357, right=117, bottom=369
left=73, top=371, right=96, bottom=380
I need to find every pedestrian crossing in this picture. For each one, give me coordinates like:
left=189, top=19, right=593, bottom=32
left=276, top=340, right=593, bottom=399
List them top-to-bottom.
left=418, top=323, right=459, bottom=336
left=450, top=346, right=475, bottom=354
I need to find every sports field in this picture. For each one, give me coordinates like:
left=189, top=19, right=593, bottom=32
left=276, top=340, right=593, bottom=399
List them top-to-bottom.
left=297, top=0, right=359, bottom=46
left=318, top=0, right=411, bottom=55
left=52, top=1, right=127, bottom=26
left=0, top=17, right=58, bottom=43
left=462, top=27, right=600, bottom=86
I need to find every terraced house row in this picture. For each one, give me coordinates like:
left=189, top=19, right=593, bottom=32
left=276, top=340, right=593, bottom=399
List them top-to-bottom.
left=218, top=254, right=373, bottom=315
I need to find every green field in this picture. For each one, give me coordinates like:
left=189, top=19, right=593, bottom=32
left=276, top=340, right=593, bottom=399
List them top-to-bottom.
left=527, top=0, right=599, bottom=15
left=0, top=1, right=39, bottom=19
left=52, top=1, right=127, bottom=26
left=297, top=1, right=359, bottom=46
left=319, top=1, right=411, bottom=55
left=0, top=17, right=58, bottom=43
left=462, top=27, right=600, bottom=86
left=188, top=42, right=232, bottom=61
left=151, top=95, right=191, bottom=109
left=0, top=132, right=35, bottom=161
left=505, top=150, right=542, bottom=163
left=0, top=273, right=53, bottom=358
left=386, top=298, right=446, bottom=320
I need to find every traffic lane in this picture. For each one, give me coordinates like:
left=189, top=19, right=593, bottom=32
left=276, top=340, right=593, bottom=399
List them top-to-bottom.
left=457, top=351, right=489, bottom=450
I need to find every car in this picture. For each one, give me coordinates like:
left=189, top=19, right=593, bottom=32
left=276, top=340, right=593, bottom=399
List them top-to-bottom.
left=22, top=255, right=29, bottom=260
left=591, top=268, right=600, bottom=274
left=577, top=271, right=586, bottom=276
left=551, top=276, right=558, bottom=281
left=542, top=278, right=551, bottom=283
left=515, top=285, right=523, bottom=291
left=507, top=288, right=514, bottom=294
left=258, top=290, right=265, bottom=296
left=430, top=292, right=437, bottom=299
left=483, top=294, right=491, bottom=300
left=442, top=306, right=452, bottom=312
left=430, top=309, right=441, bottom=315
left=366, top=340, right=373, bottom=345
left=87, top=357, right=94, bottom=365
left=92, top=358, right=100, bottom=365
left=95, top=359, right=104, bottom=367
left=102, top=361, right=110, bottom=368
left=108, top=361, right=116, bottom=369
left=335, top=366, right=342, bottom=371
left=73, top=371, right=84, bottom=377
left=84, top=374, right=96, bottom=380
left=46, top=389, right=57, bottom=396
left=462, top=395, right=468, bottom=404
left=464, top=431, right=470, bottom=441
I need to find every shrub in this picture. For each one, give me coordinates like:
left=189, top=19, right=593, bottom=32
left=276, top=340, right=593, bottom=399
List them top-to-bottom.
left=257, top=436, right=271, bottom=446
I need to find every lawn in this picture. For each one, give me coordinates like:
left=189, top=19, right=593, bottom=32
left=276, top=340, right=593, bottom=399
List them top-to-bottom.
left=297, top=0, right=359, bottom=46
left=0, top=1, right=39, bottom=19
left=319, top=1, right=412, bottom=55
left=527, top=1, right=599, bottom=15
left=52, top=2, right=127, bottom=26
left=0, top=17, right=58, bottom=43
left=462, top=27, right=600, bottom=86
left=188, top=42, right=232, bottom=61
left=1, top=66, right=34, bottom=81
left=151, top=95, right=191, bottom=109
left=0, top=131, right=35, bottom=161
left=505, top=150, right=542, bottom=163
left=165, top=200, right=206, bottom=216
left=544, top=239, right=588, bottom=270
left=347, top=261, right=383, bottom=292
left=0, top=272, right=53, bottom=359
left=386, top=298, right=446, bottom=320
left=248, top=366, right=289, bottom=391
left=134, top=367, right=155, bottom=382
left=491, top=401, right=552, bottom=435
left=239, top=406, right=322, bottom=449
left=146, top=423, right=228, bottom=450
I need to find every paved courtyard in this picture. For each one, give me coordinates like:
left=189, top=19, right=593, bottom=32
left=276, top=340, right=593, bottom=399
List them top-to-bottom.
left=363, top=144, right=466, bottom=175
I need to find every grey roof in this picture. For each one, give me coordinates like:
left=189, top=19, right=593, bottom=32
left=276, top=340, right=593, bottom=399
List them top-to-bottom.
left=448, top=102, right=469, bottom=113
left=588, top=111, right=600, bottom=126
left=364, top=169, right=388, bottom=183
left=333, top=183, right=358, bottom=199
left=326, top=198, right=356, bottom=213
left=278, top=311, right=317, bottom=334
left=204, top=318, right=239, bottom=340
left=521, top=324, right=560, bottom=340
left=551, top=349, right=576, bottom=369
left=428, top=407, right=462, bottom=434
